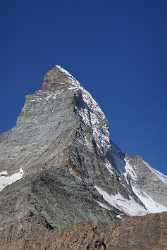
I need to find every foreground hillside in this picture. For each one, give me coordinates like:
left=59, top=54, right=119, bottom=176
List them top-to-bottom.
left=0, top=212, right=166, bottom=250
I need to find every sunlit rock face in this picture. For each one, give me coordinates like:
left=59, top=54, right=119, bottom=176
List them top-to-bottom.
left=0, top=65, right=167, bottom=249
left=0, top=65, right=123, bottom=231
left=42, top=65, right=79, bottom=91
left=0, top=213, right=167, bottom=250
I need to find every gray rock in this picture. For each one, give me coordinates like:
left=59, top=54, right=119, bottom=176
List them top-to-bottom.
left=0, top=65, right=166, bottom=231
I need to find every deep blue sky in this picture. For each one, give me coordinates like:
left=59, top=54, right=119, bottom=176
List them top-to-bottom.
left=0, top=0, right=167, bottom=174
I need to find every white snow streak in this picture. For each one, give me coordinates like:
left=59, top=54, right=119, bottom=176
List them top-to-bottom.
left=56, top=65, right=80, bottom=87
left=56, top=65, right=111, bottom=155
left=78, top=88, right=110, bottom=154
left=123, top=159, right=167, bottom=214
left=124, top=159, right=137, bottom=183
left=105, top=160, right=114, bottom=175
left=143, top=160, right=167, bottom=186
left=0, top=168, right=24, bottom=191
left=95, top=184, right=167, bottom=216
left=95, top=185, right=146, bottom=216
left=132, top=186, right=167, bottom=213
left=96, top=201, right=111, bottom=211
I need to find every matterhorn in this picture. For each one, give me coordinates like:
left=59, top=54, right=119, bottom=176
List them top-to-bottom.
left=0, top=66, right=166, bottom=250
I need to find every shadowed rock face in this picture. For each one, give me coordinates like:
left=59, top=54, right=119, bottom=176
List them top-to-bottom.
left=0, top=66, right=167, bottom=249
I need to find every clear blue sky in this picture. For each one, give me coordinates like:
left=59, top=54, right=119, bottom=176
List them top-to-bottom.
left=0, top=0, right=167, bottom=174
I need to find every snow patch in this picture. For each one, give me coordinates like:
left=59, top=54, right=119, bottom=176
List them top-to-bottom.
left=56, top=65, right=75, bottom=79
left=66, top=79, right=111, bottom=155
left=68, top=86, right=78, bottom=90
left=78, top=87, right=110, bottom=154
left=78, top=108, right=90, bottom=127
left=124, top=159, right=138, bottom=183
left=105, top=160, right=114, bottom=175
left=143, top=161, right=167, bottom=186
left=0, top=168, right=24, bottom=191
left=153, top=169, right=167, bottom=185
left=0, top=171, right=8, bottom=176
left=95, top=185, right=147, bottom=216
left=132, top=186, right=167, bottom=213
left=96, top=201, right=111, bottom=210
left=116, top=215, right=122, bottom=219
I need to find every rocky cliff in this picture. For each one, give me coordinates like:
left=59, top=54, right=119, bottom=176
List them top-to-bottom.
left=0, top=65, right=167, bottom=249
left=0, top=212, right=167, bottom=250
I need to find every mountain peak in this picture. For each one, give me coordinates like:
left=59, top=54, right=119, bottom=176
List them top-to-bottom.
left=42, top=65, right=79, bottom=91
left=0, top=66, right=167, bottom=250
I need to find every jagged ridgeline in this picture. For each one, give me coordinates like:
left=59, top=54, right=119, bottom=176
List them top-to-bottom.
left=0, top=65, right=167, bottom=250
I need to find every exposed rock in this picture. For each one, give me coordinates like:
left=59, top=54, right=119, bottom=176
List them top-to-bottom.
left=0, top=65, right=167, bottom=249
left=42, top=65, right=79, bottom=91
left=0, top=212, right=166, bottom=250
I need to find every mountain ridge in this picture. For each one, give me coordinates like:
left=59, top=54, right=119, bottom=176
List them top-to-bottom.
left=0, top=65, right=167, bottom=249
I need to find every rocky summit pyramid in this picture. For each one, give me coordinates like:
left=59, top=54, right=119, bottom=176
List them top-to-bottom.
left=0, top=65, right=167, bottom=250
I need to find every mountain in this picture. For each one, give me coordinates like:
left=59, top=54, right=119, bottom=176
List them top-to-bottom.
left=0, top=65, right=167, bottom=250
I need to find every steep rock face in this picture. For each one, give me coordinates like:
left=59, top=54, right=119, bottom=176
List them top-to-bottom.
left=0, top=65, right=167, bottom=249
left=0, top=65, right=126, bottom=230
